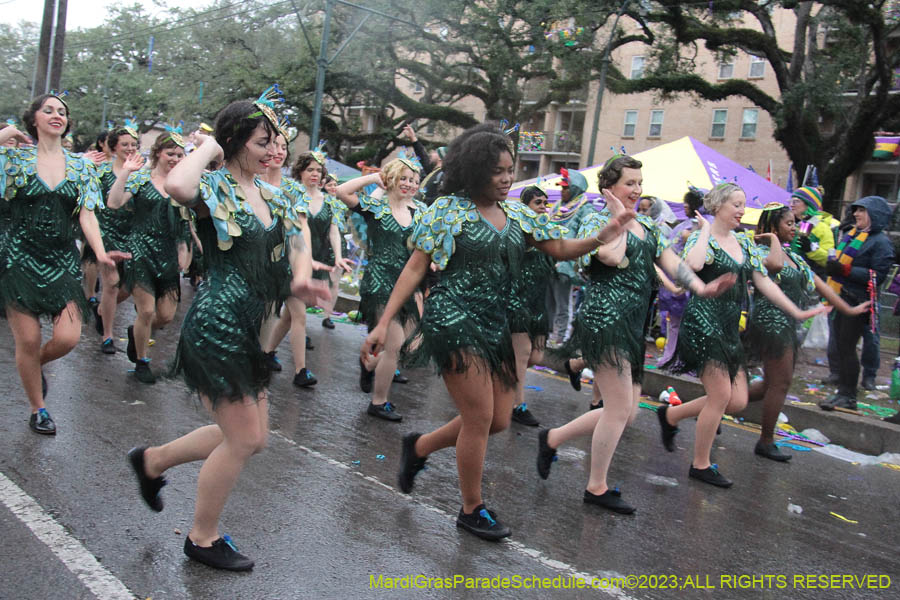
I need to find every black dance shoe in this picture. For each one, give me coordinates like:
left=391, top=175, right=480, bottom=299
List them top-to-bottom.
left=91, top=298, right=104, bottom=336
left=321, top=318, right=335, bottom=329
left=305, top=336, right=314, bottom=350
left=101, top=338, right=117, bottom=354
left=265, top=351, right=282, bottom=372
left=564, top=359, right=582, bottom=391
left=134, top=360, right=157, bottom=384
left=293, top=368, right=318, bottom=388
left=392, top=370, right=409, bottom=384
left=588, top=400, right=603, bottom=411
left=367, top=401, right=402, bottom=422
left=511, top=403, right=539, bottom=426
left=656, top=404, right=678, bottom=452
left=29, top=408, right=56, bottom=435
left=536, top=428, right=557, bottom=480
left=398, top=432, right=427, bottom=493
left=754, top=440, right=792, bottom=462
left=127, top=447, right=166, bottom=512
left=689, top=464, right=733, bottom=488
left=583, top=488, right=635, bottom=514
left=456, top=504, right=511, bottom=541
left=183, top=535, right=254, bottom=571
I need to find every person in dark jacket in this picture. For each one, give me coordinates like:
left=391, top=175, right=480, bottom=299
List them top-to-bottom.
left=820, top=196, right=894, bottom=411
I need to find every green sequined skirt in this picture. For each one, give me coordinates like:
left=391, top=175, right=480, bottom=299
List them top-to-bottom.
left=122, top=232, right=181, bottom=300
left=0, top=240, right=88, bottom=321
left=359, top=261, right=419, bottom=331
left=171, top=270, right=270, bottom=403
left=563, top=281, right=649, bottom=383
left=401, top=287, right=517, bottom=388
left=667, top=295, right=745, bottom=381
left=745, top=297, right=798, bottom=362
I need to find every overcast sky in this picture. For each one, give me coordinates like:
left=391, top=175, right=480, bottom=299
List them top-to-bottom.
left=0, top=0, right=214, bottom=30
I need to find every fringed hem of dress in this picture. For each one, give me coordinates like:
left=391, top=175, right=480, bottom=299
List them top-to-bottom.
left=0, top=269, right=89, bottom=322
left=360, top=296, right=420, bottom=333
left=560, top=314, right=646, bottom=384
left=744, top=318, right=798, bottom=363
left=400, top=325, right=518, bottom=389
left=170, top=347, right=271, bottom=405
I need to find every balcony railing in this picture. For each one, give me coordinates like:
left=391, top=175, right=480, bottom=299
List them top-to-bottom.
left=518, top=130, right=582, bottom=154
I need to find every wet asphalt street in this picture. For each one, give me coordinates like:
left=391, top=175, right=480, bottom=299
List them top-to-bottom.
left=1, top=283, right=898, bottom=600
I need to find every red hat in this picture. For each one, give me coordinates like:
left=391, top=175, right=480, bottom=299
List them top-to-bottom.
left=558, top=167, right=570, bottom=187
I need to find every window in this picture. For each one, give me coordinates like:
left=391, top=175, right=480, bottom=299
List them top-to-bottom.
left=748, top=55, right=765, bottom=78
left=630, top=56, right=645, bottom=80
left=718, top=60, right=734, bottom=79
left=413, top=81, right=423, bottom=94
left=741, top=108, right=759, bottom=139
left=710, top=109, right=728, bottom=138
left=622, top=110, right=638, bottom=137
left=648, top=110, right=664, bottom=137
left=426, top=121, right=435, bottom=135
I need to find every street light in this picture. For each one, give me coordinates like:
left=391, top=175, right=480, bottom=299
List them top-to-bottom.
left=586, top=0, right=631, bottom=167
left=100, top=61, right=130, bottom=129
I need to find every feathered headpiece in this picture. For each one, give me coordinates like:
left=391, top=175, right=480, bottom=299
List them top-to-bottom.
left=251, top=84, right=283, bottom=131
left=48, top=89, right=69, bottom=111
left=277, top=114, right=292, bottom=141
left=122, top=116, right=139, bottom=140
left=498, top=119, right=520, bottom=157
left=162, top=121, right=185, bottom=148
left=311, top=139, right=327, bottom=166
left=602, top=145, right=628, bottom=170
left=396, top=148, right=422, bottom=173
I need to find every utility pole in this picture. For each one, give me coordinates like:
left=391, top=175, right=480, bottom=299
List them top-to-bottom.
left=31, top=0, right=68, bottom=96
left=586, top=0, right=630, bottom=167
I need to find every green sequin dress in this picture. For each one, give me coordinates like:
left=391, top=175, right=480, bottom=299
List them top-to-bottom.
left=0, top=147, right=103, bottom=319
left=82, top=162, right=133, bottom=265
left=121, top=169, right=186, bottom=300
left=171, top=169, right=306, bottom=403
left=275, top=177, right=311, bottom=304
left=285, top=181, right=347, bottom=282
left=353, top=193, right=426, bottom=330
left=403, top=196, right=564, bottom=387
left=565, top=213, right=668, bottom=383
left=667, top=231, right=767, bottom=380
left=745, top=246, right=815, bottom=361
left=508, top=247, right=556, bottom=344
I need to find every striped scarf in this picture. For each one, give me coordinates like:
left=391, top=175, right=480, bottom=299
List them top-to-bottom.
left=827, top=228, right=868, bottom=295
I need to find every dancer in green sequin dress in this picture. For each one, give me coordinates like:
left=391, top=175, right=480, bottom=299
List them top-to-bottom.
left=0, top=94, right=123, bottom=435
left=127, top=98, right=328, bottom=571
left=363, top=125, right=633, bottom=540
left=91, top=127, right=139, bottom=351
left=107, top=130, right=188, bottom=383
left=260, top=146, right=329, bottom=388
left=535, top=156, right=735, bottom=514
left=336, top=158, right=425, bottom=421
left=313, top=174, right=352, bottom=326
left=658, top=184, right=825, bottom=488
left=509, top=186, right=557, bottom=427
left=745, top=204, right=868, bottom=462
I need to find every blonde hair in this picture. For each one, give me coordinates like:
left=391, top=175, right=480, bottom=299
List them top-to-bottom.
left=381, top=158, right=419, bottom=191
left=703, top=183, right=743, bottom=215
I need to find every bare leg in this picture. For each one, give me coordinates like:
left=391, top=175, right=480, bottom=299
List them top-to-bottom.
left=82, top=261, right=98, bottom=300
left=98, top=263, right=120, bottom=340
left=321, top=268, right=342, bottom=318
left=132, top=287, right=156, bottom=361
left=284, top=297, right=307, bottom=373
left=40, top=304, right=83, bottom=365
left=7, top=307, right=44, bottom=412
left=262, top=308, right=291, bottom=353
left=372, top=319, right=405, bottom=406
left=511, top=332, right=531, bottom=407
left=758, top=352, right=794, bottom=444
left=692, top=369, right=747, bottom=469
left=585, top=371, right=640, bottom=495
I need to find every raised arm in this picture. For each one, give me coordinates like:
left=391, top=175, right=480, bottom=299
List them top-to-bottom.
left=165, top=132, right=222, bottom=209
left=106, top=153, right=145, bottom=209
left=335, top=173, right=382, bottom=210
left=684, top=214, right=712, bottom=271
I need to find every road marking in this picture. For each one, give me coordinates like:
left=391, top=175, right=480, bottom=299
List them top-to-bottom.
left=270, top=432, right=638, bottom=600
left=0, top=471, right=135, bottom=600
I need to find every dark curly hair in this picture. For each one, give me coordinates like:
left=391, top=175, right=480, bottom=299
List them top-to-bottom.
left=22, top=94, right=71, bottom=140
left=214, top=100, right=276, bottom=162
left=441, top=123, right=512, bottom=197
left=107, top=128, right=138, bottom=152
left=94, top=130, right=109, bottom=152
left=291, top=152, right=327, bottom=182
left=597, top=155, right=642, bottom=191
left=520, top=185, right=547, bottom=205
left=683, top=188, right=705, bottom=218
left=756, top=205, right=792, bottom=237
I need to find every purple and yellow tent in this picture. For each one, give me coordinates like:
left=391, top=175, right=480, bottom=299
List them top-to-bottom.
left=510, top=136, right=791, bottom=224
